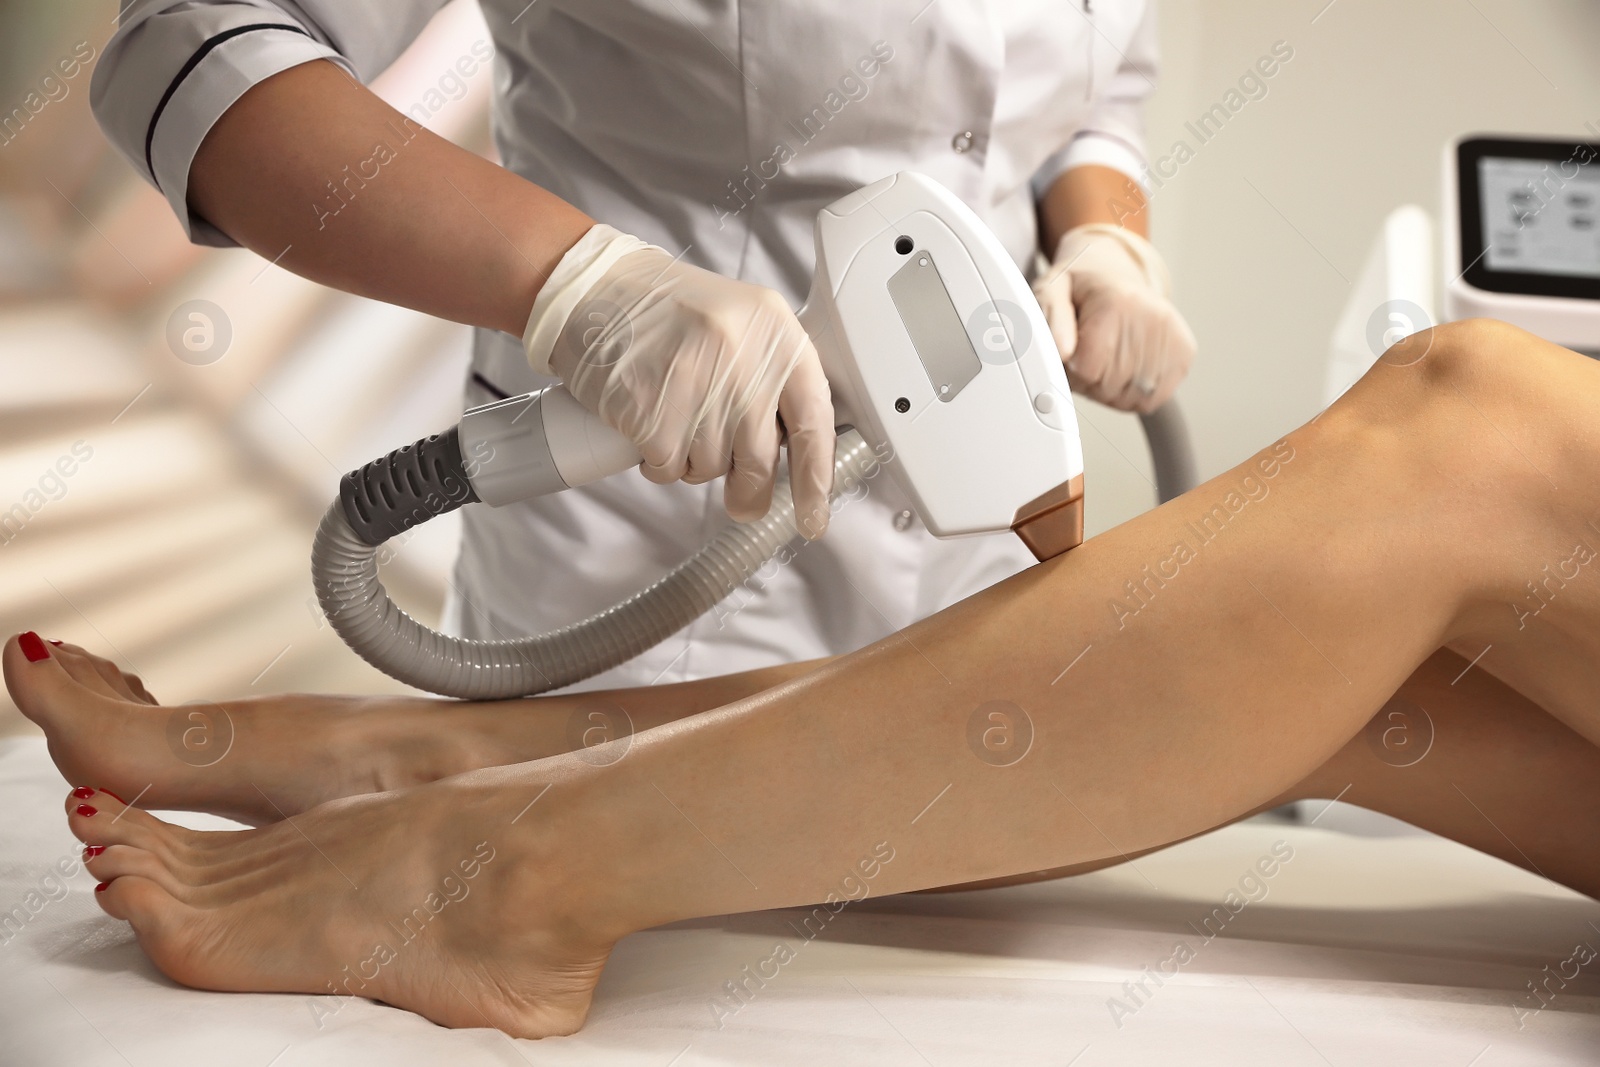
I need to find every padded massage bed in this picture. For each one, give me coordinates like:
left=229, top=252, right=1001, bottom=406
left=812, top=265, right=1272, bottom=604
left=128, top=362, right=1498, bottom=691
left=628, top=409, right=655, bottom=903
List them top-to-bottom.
left=2, top=736, right=1598, bottom=1066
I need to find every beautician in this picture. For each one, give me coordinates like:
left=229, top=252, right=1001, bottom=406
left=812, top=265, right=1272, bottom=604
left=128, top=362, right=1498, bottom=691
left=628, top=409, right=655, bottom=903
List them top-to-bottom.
left=92, top=0, right=1196, bottom=688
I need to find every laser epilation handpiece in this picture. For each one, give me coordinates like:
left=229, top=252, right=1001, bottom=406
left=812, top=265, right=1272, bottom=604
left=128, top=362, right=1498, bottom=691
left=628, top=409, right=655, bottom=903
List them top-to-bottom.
left=313, top=172, right=1087, bottom=699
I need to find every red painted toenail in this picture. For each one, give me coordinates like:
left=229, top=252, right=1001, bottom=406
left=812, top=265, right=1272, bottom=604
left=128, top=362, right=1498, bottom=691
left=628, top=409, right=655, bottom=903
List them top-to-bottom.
left=19, top=632, right=48, bottom=662
left=48, top=640, right=63, bottom=647
left=72, top=787, right=96, bottom=799
left=100, top=789, right=127, bottom=804
left=75, top=804, right=97, bottom=817
left=84, top=845, right=105, bottom=858
left=95, top=882, right=108, bottom=893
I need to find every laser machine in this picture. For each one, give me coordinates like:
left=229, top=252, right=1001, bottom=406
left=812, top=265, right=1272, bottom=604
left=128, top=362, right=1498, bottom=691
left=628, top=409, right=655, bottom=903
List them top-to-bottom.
left=1328, top=133, right=1600, bottom=406
left=1445, top=134, right=1600, bottom=355
left=313, top=171, right=1194, bottom=699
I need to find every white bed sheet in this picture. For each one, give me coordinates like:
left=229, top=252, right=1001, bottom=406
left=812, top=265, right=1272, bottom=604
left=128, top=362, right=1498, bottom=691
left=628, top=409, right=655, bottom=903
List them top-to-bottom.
left=2, top=737, right=1598, bottom=1066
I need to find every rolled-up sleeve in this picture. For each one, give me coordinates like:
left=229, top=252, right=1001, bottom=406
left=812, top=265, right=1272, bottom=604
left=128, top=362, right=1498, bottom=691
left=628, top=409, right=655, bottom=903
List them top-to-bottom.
left=90, top=0, right=450, bottom=246
left=1031, top=1, right=1158, bottom=198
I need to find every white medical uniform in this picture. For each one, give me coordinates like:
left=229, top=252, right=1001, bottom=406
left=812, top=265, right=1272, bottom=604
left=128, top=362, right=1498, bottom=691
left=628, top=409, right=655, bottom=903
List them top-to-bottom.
left=93, top=0, right=1157, bottom=689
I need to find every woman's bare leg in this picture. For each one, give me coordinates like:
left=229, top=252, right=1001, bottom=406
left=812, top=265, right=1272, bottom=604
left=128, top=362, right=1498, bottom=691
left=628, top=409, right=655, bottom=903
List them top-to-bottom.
left=33, top=321, right=1600, bottom=1035
left=1, top=638, right=820, bottom=823
left=16, top=641, right=1600, bottom=893
left=947, top=648, right=1600, bottom=897
left=1289, top=648, right=1600, bottom=895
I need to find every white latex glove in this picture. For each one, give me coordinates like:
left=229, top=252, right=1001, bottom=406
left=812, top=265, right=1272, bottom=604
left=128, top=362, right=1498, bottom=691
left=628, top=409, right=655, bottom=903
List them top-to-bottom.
left=1032, top=223, right=1197, bottom=414
left=524, top=224, right=836, bottom=537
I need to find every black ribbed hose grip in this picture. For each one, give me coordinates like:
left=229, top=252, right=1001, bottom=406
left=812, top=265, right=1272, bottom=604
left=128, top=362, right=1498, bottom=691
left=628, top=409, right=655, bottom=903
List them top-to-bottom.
left=338, top=427, right=479, bottom=546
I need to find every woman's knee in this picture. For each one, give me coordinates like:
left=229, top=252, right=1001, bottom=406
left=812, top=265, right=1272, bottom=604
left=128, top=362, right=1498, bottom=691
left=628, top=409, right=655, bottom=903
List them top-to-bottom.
left=1360, top=317, right=1534, bottom=401
left=1321, top=318, right=1585, bottom=515
left=1343, top=318, right=1563, bottom=441
left=1403, top=318, right=1542, bottom=391
left=1385, top=319, right=1600, bottom=517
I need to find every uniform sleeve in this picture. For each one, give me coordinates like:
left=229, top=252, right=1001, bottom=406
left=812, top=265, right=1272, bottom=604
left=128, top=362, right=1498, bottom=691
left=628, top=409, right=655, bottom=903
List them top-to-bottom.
left=90, top=0, right=452, bottom=246
left=1031, top=2, right=1158, bottom=199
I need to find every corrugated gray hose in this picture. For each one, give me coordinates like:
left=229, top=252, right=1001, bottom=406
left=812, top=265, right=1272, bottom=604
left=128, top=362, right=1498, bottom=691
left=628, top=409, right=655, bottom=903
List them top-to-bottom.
left=1140, top=399, right=1199, bottom=503
left=314, top=400, right=1196, bottom=700
left=313, top=429, right=883, bottom=700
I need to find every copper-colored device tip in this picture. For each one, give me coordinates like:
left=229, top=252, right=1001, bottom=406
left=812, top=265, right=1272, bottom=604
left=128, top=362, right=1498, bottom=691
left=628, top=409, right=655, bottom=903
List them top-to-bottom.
left=1010, top=474, right=1085, bottom=561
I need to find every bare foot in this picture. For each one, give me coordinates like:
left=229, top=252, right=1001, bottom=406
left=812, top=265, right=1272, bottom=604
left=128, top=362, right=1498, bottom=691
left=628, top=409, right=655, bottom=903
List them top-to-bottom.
left=3, top=633, right=571, bottom=824
left=67, top=782, right=616, bottom=1036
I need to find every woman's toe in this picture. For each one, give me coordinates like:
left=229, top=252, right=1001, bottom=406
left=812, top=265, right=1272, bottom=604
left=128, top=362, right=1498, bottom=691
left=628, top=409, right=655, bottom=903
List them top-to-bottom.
left=5, top=634, right=99, bottom=725
left=6, top=635, right=157, bottom=735
left=64, top=643, right=159, bottom=704
left=56, top=648, right=135, bottom=702
left=85, top=656, right=151, bottom=704
left=124, top=671, right=158, bottom=705
left=66, top=789, right=163, bottom=844
left=85, top=843, right=196, bottom=902
left=95, top=873, right=185, bottom=932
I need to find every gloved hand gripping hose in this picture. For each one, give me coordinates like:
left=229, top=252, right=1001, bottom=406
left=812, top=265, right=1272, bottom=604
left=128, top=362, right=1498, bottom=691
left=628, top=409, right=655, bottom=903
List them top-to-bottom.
left=312, top=428, right=882, bottom=700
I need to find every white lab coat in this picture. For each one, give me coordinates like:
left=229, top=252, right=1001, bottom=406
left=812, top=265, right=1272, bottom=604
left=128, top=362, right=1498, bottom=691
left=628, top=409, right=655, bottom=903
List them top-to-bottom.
left=93, top=0, right=1157, bottom=689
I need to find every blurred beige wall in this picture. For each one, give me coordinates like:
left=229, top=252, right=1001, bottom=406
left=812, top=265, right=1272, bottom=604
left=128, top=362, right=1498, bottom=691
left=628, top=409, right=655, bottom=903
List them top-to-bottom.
left=1145, top=0, right=1600, bottom=478
left=0, top=2, right=490, bottom=732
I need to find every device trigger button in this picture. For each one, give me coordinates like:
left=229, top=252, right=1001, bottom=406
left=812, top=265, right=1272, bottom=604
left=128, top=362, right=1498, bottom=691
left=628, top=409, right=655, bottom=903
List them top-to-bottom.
left=1033, top=392, right=1057, bottom=414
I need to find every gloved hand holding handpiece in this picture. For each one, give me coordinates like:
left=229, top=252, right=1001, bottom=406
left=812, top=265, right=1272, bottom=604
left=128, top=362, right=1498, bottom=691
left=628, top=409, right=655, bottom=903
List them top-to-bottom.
left=1032, top=223, right=1196, bottom=414
left=523, top=225, right=836, bottom=537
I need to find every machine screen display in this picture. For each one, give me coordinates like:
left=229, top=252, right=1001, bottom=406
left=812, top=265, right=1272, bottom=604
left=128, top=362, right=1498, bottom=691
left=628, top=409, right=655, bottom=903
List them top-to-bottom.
left=1478, top=157, right=1600, bottom=278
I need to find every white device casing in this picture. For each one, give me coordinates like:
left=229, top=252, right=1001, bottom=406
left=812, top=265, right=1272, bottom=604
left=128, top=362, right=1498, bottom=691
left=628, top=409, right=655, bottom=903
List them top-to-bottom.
left=1442, top=137, right=1600, bottom=351
left=462, top=171, right=1085, bottom=546
left=797, top=171, right=1083, bottom=540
